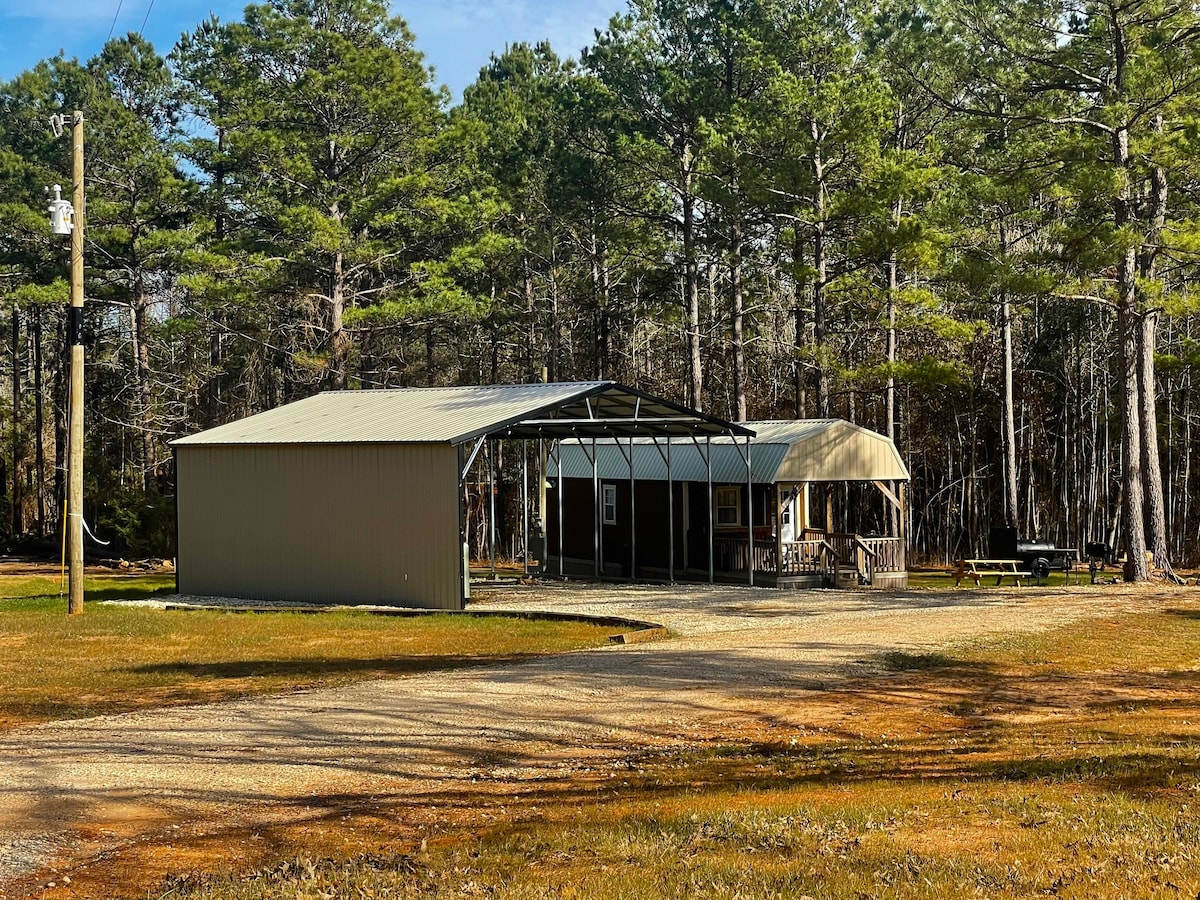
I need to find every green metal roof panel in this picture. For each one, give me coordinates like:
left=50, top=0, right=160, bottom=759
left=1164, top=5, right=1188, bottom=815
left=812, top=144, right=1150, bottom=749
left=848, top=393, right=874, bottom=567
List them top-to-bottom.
left=549, top=419, right=909, bottom=484
left=550, top=439, right=788, bottom=483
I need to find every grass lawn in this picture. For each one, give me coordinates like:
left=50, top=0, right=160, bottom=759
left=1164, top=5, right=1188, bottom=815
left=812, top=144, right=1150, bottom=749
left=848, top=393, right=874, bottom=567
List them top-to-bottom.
left=0, top=573, right=626, bottom=729
left=155, top=600, right=1200, bottom=900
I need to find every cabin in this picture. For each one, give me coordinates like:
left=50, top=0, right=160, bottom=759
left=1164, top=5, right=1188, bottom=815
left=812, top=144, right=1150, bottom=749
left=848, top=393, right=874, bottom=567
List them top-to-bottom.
left=546, top=420, right=909, bottom=588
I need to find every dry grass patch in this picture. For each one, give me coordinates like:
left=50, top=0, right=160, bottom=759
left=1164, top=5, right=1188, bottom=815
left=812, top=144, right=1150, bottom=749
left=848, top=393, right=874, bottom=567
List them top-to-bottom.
left=0, top=583, right=626, bottom=729
left=142, top=597, right=1200, bottom=900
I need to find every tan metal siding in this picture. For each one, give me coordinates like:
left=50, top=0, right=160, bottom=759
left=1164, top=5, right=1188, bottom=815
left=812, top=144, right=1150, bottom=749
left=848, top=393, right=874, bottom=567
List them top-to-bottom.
left=774, top=425, right=909, bottom=482
left=176, top=443, right=462, bottom=609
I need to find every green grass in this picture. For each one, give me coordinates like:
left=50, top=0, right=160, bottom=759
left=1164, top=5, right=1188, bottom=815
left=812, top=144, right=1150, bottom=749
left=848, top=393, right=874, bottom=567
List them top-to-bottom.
left=0, top=571, right=177, bottom=601
left=0, top=575, right=625, bottom=728
left=150, top=600, right=1200, bottom=900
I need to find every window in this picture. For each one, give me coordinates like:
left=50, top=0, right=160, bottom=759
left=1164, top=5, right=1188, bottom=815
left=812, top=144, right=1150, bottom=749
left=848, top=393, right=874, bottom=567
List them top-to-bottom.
left=602, top=484, right=617, bottom=524
left=715, top=486, right=741, bottom=526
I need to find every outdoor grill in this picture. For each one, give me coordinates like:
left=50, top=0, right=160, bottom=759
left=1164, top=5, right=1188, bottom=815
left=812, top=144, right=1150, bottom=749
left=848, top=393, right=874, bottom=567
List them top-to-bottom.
left=988, top=527, right=1078, bottom=585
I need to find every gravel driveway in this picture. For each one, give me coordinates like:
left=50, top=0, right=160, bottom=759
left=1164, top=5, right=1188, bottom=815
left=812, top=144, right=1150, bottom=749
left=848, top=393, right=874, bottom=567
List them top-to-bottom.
left=0, top=581, right=1152, bottom=893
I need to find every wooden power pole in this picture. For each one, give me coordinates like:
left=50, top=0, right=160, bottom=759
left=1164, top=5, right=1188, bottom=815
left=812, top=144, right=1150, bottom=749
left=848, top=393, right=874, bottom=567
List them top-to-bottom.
left=68, top=110, right=84, bottom=616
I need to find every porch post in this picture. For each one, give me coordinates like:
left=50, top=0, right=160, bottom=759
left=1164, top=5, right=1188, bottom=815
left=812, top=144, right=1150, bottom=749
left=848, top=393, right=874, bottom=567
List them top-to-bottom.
left=746, top=433, right=754, bottom=587
left=706, top=435, right=714, bottom=585
left=667, top=437, right=675, bottom=582
left=899, top=481, right=908, bottom=572
left=775, top=484, right=783, bottom=579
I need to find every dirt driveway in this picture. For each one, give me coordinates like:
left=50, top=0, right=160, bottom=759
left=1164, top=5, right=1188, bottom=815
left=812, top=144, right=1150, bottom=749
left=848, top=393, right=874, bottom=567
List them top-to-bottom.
left=0, top=582, right=1160, bottom=896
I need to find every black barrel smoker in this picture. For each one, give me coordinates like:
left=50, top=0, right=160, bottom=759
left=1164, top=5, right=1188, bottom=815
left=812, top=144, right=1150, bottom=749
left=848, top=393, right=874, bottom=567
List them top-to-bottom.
left=988, top=527, right=1062, bottom=585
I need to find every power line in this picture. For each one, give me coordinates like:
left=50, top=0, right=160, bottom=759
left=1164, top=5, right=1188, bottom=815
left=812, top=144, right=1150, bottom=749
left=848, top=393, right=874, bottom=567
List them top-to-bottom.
left=106, top=0, right=125, bottom=41
left=139, top=0, right=157, bottom=36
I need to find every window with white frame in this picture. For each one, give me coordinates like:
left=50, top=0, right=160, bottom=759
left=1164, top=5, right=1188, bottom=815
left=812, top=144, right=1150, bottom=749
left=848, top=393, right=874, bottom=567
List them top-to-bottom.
left=602, top=484, right=618, bottom=524
left=715, top=486, right=741, bottom=526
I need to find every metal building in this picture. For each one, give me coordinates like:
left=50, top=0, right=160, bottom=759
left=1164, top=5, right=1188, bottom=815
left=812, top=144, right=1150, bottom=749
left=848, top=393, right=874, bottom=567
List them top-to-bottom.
left=172, top=382, right=750, bottom=609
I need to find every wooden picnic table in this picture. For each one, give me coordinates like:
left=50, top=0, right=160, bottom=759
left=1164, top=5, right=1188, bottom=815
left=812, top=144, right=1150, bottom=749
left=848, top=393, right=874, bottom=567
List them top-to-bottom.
left=954, top=558, right=1031, bottom=587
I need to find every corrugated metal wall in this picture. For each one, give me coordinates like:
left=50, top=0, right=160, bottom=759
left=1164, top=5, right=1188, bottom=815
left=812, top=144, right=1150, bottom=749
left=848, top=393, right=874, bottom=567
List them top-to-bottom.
left=776, top=427, right=908, bottom=482
left=176, top=443, right=462, bottom=608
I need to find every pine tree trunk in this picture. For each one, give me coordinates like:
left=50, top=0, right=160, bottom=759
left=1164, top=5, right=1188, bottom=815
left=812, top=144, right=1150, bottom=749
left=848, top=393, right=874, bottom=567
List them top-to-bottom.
left=1109, top=10, right=1148, bottom=581
left=1137, top=114, right=1174, bottom=576
left=811, top=126, right=830, bottom=417
left=681, top=147, right=703, bottom=411
left=730, top=216, right=746, bottom=422
left=999, top=218, right=1019, bottom=529
left=793, top=232, right=807, bottom=418
left=329, top=245, right=349, bottom=390
left=1116, top=245, right=1147, bottom=579
left=132, top=275, right=157, bottom=493
left=10, top=305, right=22, bottom=538
left=33, top=307, right=45, bottom=538
left=1139, top=310, right=1171, bottom=571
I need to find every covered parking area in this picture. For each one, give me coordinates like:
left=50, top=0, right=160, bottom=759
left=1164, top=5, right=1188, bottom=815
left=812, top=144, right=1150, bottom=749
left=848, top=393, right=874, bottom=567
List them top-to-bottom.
left=173, top=381, right=750, bottom=609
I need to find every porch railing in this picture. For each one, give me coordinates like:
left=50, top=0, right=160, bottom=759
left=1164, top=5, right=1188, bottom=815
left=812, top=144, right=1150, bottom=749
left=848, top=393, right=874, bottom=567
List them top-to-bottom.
left=711, top=531, right=903, bottom=584
left=713, top=535, right=777, bottom=574
left=714, top=536, right=836, bottom=578
left=778, top=538, right=837, bottom=578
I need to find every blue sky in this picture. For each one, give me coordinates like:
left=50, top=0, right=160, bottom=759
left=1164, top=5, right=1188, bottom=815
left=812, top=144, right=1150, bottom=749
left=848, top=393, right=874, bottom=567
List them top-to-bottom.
left=0, top=0, right=626, bottom=98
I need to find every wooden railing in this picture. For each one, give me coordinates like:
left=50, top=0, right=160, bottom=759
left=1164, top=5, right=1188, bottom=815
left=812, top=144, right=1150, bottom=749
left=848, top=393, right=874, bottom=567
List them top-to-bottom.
left=802, top=529, right=904, bottom=584
left=712, top=530, right=903, bottom=584
left=713, top=536, right=777, bottom=574
left=714, top=536, right=836, bottom=578
left=858, top=536, right=903, bottom=573
left=778, top=539, right=836, bottom=578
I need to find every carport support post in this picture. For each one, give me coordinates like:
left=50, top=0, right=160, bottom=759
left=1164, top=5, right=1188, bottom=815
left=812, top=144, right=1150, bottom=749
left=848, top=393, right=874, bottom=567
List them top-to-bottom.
left=746, top=434, right=754, bottom=587
left=628, top=435, right=636, bottom=581
left=706, top=435, right=714, bottom=585
left=591, top=436, right=600, bottom=578
left=667, top=436, right=674, bottom=583
left=488, top=440, right=496, bottom=578
left=521, top=440, right=529, bottom=576
left=556, top=440, right=564, bottom=577
left=456, top=443, right=469, bottom=605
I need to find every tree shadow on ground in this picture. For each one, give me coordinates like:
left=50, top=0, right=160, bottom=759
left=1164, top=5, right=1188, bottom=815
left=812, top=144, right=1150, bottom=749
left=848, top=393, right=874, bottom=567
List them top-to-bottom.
left=126, top=655, right=533, bottom=680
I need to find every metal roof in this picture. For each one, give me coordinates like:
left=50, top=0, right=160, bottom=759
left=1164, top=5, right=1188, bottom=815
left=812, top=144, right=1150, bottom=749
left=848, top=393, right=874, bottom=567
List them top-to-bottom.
left=172, top=382, right=753, bottom=447
left=550, top=419, right=909, bottom=483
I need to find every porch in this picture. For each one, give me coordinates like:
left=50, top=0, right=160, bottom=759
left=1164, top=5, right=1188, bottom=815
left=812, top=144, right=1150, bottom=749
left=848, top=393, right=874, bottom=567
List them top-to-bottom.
left=545, top=420, right=910, bottom=590
left=712, top=529, right=907, bottom=589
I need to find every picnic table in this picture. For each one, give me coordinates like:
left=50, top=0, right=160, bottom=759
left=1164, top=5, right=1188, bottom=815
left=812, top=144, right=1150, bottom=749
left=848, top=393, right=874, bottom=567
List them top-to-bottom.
left=954, top=558, right=1031, bottom=587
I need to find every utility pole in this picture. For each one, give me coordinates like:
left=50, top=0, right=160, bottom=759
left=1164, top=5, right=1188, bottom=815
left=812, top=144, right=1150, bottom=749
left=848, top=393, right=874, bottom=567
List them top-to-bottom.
left=68, top=111, right=84, bottom=615
left=47, top=112, right=85, bottom=614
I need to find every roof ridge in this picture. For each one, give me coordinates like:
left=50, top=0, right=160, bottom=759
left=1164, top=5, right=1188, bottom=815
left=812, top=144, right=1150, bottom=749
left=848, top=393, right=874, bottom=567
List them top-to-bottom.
left=316, top=381, right=610, bottom=395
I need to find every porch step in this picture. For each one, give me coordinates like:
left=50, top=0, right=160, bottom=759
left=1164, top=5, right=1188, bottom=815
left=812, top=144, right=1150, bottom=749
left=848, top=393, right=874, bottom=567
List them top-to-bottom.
left=834, top=569, right=861, bottom=589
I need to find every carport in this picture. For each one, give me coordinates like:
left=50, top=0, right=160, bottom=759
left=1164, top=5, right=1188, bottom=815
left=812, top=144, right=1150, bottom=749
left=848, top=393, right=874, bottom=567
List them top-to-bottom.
left=173, top=382, right=752, bottom=609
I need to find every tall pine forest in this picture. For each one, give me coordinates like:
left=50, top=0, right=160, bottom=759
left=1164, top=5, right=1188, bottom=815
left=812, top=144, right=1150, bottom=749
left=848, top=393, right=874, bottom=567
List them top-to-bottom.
left=1, top=0, right=1199, bottom=575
